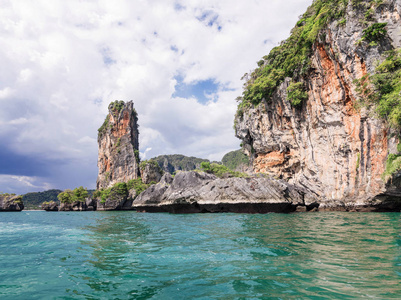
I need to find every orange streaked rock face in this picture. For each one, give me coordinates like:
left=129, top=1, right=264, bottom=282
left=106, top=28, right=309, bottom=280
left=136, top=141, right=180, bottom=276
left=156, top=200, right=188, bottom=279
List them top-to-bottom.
left=235, top=1, right=401, bottom=204
left=97, top=101, right=139, bottom=189
left=253, top=152, right=286, bottom=173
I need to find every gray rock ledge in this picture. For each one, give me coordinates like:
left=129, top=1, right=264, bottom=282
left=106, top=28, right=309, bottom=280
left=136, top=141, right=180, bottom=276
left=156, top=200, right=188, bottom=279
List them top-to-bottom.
left=132, top=171, right=316, bottom=213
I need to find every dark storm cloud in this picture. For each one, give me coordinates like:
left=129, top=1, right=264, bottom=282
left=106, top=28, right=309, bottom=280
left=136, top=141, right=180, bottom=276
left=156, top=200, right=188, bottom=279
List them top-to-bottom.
left=0, top=145, right=63, bottom=177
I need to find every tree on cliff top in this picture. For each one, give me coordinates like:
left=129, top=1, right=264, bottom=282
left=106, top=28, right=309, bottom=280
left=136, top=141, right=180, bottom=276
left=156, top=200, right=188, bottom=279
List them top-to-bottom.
left=57, top=186, right=88, bottom=203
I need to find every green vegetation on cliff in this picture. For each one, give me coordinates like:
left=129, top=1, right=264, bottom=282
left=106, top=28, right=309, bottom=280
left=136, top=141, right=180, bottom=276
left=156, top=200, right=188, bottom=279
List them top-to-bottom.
left=236, top=0, right=387, bottom=118
left=237, top=0, right=348, bottom=113
left=362, top=22, right=387, bottom=43
left=355, top=49, right=401, bottom=128
left=372, top=49, right=401, bottom=127
left=286, top=82, right=308, bottom=107
left=98, top=100, right=138, bottom=138
left=108, top=100, right=125, bottom=115
left=98, top=114, right=110, bottom=137
left=134, top=150, right=140, bottom=164
left=383, top=153, right=401, bottom=181
left=140, top=159, right=163, bottom=173
left=200, top=162, right=248, bottom=178
left=94, top=179, right=151, bottom=203
left=127, top=179, right=152, bottom=196
left=94, top=182, right=126, bottom=203
left=57, top=186, right=89, bottom=204
left=93, top=188, right=110, bottom=203
left=0, top=192, right=16, bottom=198
left=0, top=193, right=23, bottom=206
left=8, top=195, right=23, bottom=204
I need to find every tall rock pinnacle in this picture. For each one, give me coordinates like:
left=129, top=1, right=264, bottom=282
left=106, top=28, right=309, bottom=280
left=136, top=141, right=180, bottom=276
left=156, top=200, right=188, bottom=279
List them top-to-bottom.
left=97, top=100, right=140, bottom=189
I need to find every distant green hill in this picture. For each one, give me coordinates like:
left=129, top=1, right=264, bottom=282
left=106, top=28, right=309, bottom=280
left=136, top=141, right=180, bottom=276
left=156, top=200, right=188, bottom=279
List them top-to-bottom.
left=222, top=149, right=250, bottom=171
left=151, top=151, right=250, bottom=174
left=151, top=154, right=210, bottom=174
left=22, top=189, right=62, bottom=209
left=22, top=189, right=95, bottom=209
left=87, top=190, right=96, bottom=197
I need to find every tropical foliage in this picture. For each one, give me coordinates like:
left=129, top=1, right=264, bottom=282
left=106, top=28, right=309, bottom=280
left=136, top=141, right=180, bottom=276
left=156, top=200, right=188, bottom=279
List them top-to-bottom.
left=236, top=0, right=387, bottom=118
left=237, top=0, right=349, bottom=112
left=355, top=49, right=401, bottom=128
left=287, top=82, right=308, bottom=107
left=108, top=100, right=125, bottom=115
left=140, top=160, right=163, bottom=173
left=199, top=162, right=248, bottom=178
left=94, top=179, right=152, bottom=203
left=57, top=186, right=89, bottom=204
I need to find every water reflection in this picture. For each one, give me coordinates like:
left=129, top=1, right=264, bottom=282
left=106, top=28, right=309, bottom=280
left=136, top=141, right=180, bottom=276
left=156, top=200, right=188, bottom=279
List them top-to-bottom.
left=63, top=212, right=401, bottom=299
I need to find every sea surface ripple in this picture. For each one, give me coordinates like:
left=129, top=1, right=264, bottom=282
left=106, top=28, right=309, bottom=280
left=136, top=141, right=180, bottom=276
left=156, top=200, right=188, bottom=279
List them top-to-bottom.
left=0, top=211, right=400, bottom=299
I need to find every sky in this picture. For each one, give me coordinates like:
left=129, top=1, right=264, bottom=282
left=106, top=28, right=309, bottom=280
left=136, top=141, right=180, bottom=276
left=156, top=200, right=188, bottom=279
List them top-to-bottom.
left=0, top=0, right=311, bottom=194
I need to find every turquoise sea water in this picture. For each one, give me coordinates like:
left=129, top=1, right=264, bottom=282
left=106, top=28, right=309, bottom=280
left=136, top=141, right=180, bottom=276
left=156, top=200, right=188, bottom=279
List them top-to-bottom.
left=1, top=211, right=401, bottom=299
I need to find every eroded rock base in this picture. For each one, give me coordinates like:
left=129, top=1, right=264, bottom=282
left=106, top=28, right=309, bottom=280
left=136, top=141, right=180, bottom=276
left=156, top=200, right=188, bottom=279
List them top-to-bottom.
left=135, top=201, right=401, bottom=214
left=135, top=202, right=297, bottom=214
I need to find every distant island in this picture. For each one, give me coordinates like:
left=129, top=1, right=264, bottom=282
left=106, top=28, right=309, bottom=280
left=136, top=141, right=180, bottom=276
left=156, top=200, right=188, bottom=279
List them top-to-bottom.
left=6, top=150, right=250, bottom=211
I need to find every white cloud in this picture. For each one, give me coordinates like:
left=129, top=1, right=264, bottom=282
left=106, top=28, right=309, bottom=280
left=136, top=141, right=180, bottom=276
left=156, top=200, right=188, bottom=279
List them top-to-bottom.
left=0, top=0, right=311, bottom=194
left=18, top=68, right=33, bottom=82
left=0, top=87, right=14, bottom=99
left=8, top=117, right=28, bottom=125
left=78, top=136, right=97, bottom=145
left=141, top=147, right=153, bottom=160
left=11, top=176, right=38, bottom=188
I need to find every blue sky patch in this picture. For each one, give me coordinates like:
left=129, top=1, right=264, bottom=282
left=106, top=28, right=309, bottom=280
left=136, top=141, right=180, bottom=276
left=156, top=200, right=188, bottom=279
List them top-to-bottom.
left=174, top=2, right=185, bottom=11
left=196, top=10, right=222, bottom=31
left=100, top=47, right=115, bottom=65
left=173, top=76, right=219, bottom=104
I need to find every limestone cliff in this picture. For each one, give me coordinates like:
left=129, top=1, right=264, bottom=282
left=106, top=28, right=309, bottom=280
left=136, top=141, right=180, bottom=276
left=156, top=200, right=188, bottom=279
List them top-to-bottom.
left=235, top=0, right=401, bottom=209
left=97, top=100, right=140, bottom=189
left=140, top=160, right=164, bottom=184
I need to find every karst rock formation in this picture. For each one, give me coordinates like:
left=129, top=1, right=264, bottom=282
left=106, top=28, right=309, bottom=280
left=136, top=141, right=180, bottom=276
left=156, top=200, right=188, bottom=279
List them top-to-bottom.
left=235, top=0, right=401, bottom=209
left=97, top=100, right=140, bottom=189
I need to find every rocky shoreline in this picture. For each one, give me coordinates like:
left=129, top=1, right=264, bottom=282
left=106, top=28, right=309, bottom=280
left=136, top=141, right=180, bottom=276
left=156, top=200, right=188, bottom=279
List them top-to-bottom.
left=37, top=170, right=401, bottom=213
left=132, top=171, right=401, bottom=213
left=132, top=172, right=307, bottom=213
